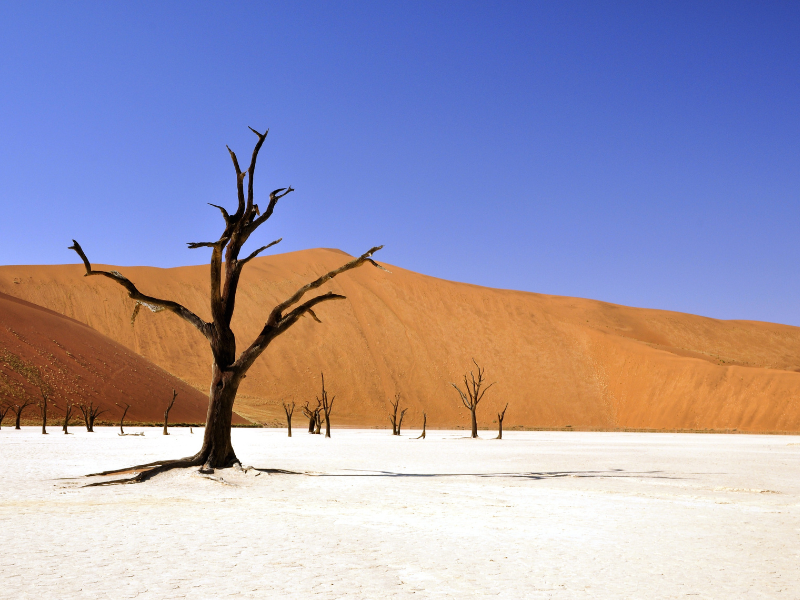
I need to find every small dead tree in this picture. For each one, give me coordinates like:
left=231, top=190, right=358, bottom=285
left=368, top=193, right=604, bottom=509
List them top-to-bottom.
left=69, top=126, right=385, bottom=482
left=451, top=359, right=495, bottom=438
left=317, top=373, right=335, bottom=438
left=163, top=389, right=177, bottom=435
left=38, top=390, right=49, bottom=435
left=389, top=393, right=408, bottom=436
left=12, top=400, right=33, bottom=429
left=302, top=400, right=322, bottom=434
left=78, top=401, right=106, bottom=432
left=283, top=401, right=295, bottom=437
left=62, top=402, right=74, bottom=434
left=116, top=402, right=131, bottom=435
left=0, top=403, right=10, bottom=430
left=496, top=403, right=508, bottom=440
left=416, top=412, right=427, bottom=439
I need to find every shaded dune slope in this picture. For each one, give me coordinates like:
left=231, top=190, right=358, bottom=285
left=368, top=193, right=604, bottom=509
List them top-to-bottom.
left=1, top=249, right=799, bottom=432
left=0, top=292, right=240, bottom=425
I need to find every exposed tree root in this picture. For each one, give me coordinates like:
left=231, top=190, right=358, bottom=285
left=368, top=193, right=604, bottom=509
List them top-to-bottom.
left=83, top=455, right=205, bottom=486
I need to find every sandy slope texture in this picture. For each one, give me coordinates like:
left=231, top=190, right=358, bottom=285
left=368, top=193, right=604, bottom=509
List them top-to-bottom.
left=1, top=249, right=800, bottom=431
left=0, top=291, right=239, bottom=425
left=1, top=428, right=798, bottom=599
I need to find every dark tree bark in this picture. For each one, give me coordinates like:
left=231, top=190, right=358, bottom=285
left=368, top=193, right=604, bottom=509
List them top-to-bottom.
left=71, top=127, right=385, bottom=482
left=451, top=359, right=495, bottom=439
left=317, top=373, right=335, bottom=438
left=163, top=389, right=177, bottom=435
left=13, top=401, right=33, bottom=429
left=78, top=401, right=106, bottom=432
left=283, top=401, right=295, bottom=437
left=116, top=402, right=130, bottom=435
left=496, top=403, right=508, bottom=440
left=0, top=404, right=10, bottom=430
left=397, top=407, right=408, bottom=436
left=416, top=412, right=427, bottom=439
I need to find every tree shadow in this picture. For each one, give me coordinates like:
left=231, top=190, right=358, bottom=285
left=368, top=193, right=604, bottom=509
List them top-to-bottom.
left=253, top=468, right=683, bottom=481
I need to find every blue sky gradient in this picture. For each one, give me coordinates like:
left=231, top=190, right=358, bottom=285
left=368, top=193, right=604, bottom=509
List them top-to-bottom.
left=1, top=2, right=798, bottom=324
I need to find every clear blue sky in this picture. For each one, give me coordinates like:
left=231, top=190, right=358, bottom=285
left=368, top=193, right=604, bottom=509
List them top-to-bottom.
left=1, top=2, right=798, bottom=324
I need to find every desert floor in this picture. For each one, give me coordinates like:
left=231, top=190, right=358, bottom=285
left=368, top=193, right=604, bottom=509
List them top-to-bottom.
left=1, top=428, right=798, bottom=599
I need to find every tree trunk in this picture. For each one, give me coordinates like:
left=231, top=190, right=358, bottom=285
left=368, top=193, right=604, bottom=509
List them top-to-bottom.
left=196, top=365, right=241, bottom=472
left=15, top=408, right=22, bottom=429
left=470, top=408, right=478, bottom=438
left=324, top=412, right=331, bottom=438
left=416, top=413, right=427, bottom=439
left=88, top=414, right=95, bottom=432
left=287, top=414, right=292, bottom=437
left=308, top=414, right=315, bottom=433
left=497, top=415, right=503, bottom=439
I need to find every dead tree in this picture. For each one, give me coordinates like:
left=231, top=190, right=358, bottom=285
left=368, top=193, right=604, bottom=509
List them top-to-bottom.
left=70, top=126, right=384, bottom=482
left=451, top=359, right=495, bottom=438
left=318, top=373, right=335, bottom=438
left=163, top=389, right=177, bottom=435
left=38, top=390, right=49, bottom=434
left=389, top=393, right=408, bottom=435
left=12, top=400, right=33, bottom=429
left=78, top=401, right=106, bottom=432
left=283, top=401, right=295, bottom=437
left=302, top=401, right=317, bottom=434
left=61, top=402, right=74, bottom=434
left=116, top=402, right=130, bottom=435
left=0, top=403, right=10, bottom=430
left=496, top=403, right=508, bottom=440
left=416, top=412, right=427, bottom=439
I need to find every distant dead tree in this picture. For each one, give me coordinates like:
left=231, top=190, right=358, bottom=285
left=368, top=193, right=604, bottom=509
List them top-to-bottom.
left=69, top=126, right=385, bottom=481
left=451, top=359, right=495, bottom=438
left=0, top=368, right=26, bottom=428
left=317, top=373, right=335, bottom=438
left=163, top=389, right=177, bottom=435
left=38, top=390, right=50, bottom=435
left=389, top=393, right=408, bottom=436
left=12, top=400, right=33, bottom=429
left=302, top=400, right=322, bottom=434
left=78, top=401, right=106, bottom=432
left=283, top=401, right=295, bottom=437
left=62, top=402, right=74, bottom=434
left=116, top=402, right=131, bottom=435
left=0, top=403, right=10, bottom=430
left=496, top=403, right=508, bottom=440
left=416, top=412, right=427, bottom=439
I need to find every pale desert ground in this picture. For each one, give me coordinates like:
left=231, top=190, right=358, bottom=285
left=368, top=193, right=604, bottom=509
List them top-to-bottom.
left=1, top=428, right=799, bottom=599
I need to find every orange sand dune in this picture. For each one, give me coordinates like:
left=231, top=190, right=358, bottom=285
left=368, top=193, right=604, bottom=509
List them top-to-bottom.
left=1, top=249, right=799, bottom=431
left=0, top=291, right=246, bottom=426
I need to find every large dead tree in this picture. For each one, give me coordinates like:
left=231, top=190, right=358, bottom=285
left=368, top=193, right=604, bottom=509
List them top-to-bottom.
left=70, top=127, right=384, bottom=482
left=451, top=359, right=495, bottom=438
left=318, top=373, right=335, bottom=438
left=163, top=390, right=177, bottom=435
left=389, top=393, right=407, bottom=436
left=78, top=401, right=106, bottom=432
left=283, top=401, right=295, bottom=437
left=496, top=403, right=508, bottom=440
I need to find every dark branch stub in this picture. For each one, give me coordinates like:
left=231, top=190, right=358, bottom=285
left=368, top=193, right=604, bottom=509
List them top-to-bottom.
left=71, top=126, right=385, bottom=484
left=163, top=390, right=177, bottom=435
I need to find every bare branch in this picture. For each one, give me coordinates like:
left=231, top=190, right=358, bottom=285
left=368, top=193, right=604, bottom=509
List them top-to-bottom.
left=208, top=203, right=230, bottom=224
left=239, top=238, right=282, bottom=266
left=68, top=240, right=209, bottom=338
left=268, top=246, right=384, bottom=325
